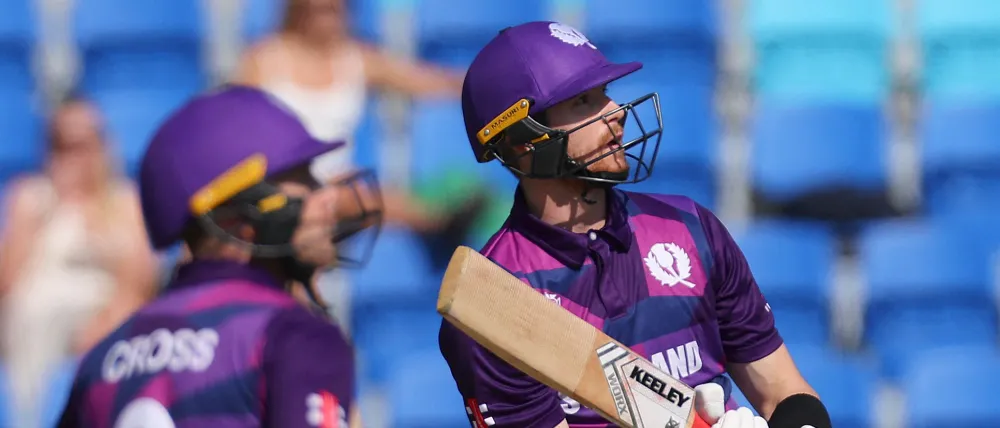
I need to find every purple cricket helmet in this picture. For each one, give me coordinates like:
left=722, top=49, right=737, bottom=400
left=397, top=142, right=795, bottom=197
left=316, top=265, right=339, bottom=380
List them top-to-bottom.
left=461, top=21, right=663, bottom=185
left=140, top=84, right=384, bottom=308
left=140, top=85, right=344, bottom=250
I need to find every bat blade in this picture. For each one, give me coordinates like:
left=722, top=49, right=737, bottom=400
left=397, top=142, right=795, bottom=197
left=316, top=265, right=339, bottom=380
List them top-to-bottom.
left=438, top=246, right=710, bottom=428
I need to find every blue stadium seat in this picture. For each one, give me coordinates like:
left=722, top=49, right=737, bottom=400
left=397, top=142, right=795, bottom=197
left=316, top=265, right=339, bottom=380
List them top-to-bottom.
left=0, top=0, right=37, bottom=106
left=0, top=0, right=39, bottom=183
left=74, top=0, right=206, bottom=94
left=242, top=0, right=382, bottom=43
left=242, top=0, right=282, bottom=42
left=416, top=0, right=547, bottom=67
left=584, top=0, right=718, bottom=88
left=584, top=0, right=716, bottom=43
left=747, top=0, right=892, bottom=102
left=917, top=0, right=1000, bottom=99
left=608, top=81, right=717, bottom=170
left=609, top=81, right=718, bottom=208
left=92, top=90, right=191, bottom=178
left=351, top=97, right=382, bottom=171
left=409, top=100, right=478, bottom=183
left=751, top=103, right=888, bottom=202
left=920, top=103, right=1000, bottom=211
left=921, top=103, right=1000, bottom=177
left=0, top=107, right=42, bottom=183
left=925, top=174, right=1000, bottom=218
left=621, top=176, right=717, bottom=210
left=931, top=201, right=1000, bottom=267
left=859, top=220, right=996, bottom=380
left=733, top=221, right=836, bottom=345
left=349, top=227, right=436, bottom=310
left=349, top=228, right=439, bottom=383
left=355, top=310, right=441, bottom=384
left=787, top=345, right=877, bottom=427
left=903, top=345, right=1000, bottom=428
left=388, top=350, right=469, bottom=428
left=40, top=359, right=77, bottom=428
left=0, top=363, right=13, bottom=427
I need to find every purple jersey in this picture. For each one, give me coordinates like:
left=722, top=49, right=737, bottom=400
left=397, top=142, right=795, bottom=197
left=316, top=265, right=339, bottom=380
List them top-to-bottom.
left=439, top=189, right=782, bottom=428
left=57, top=261, right=354, bottom=428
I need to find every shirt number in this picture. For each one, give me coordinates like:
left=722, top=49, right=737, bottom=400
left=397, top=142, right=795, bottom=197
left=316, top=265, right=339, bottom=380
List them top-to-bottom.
left=115, top=398, right=176, bottom=428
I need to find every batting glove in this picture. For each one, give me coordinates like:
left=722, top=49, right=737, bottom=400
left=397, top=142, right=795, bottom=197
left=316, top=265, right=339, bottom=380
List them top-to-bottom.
left=694, top=384, right=768, bottom=428
left=711, top=407, right=769, bottom=428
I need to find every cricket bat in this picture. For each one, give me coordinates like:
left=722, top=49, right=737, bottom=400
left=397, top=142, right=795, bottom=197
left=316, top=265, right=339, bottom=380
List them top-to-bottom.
left=437, top=246, right=712, bottom=428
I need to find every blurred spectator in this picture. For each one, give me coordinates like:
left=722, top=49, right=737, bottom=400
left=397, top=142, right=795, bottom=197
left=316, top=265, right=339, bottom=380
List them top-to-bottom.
left=235, top=0, right=487, bottom=267
left=235, top=0, right=480, bottom=231
left=0, top=95, right=157, bottom=427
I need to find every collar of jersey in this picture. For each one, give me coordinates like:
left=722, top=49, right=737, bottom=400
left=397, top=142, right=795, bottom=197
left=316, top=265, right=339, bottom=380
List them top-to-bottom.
left=508, top=186, right=632, bottom=269
left=168, top=260, right=285, bottom=291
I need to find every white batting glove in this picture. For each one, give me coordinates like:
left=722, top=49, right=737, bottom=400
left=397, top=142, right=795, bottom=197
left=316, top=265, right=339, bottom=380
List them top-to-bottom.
left=694, top=383, right=768, bottom=428
left=694, top=383, right=727, bottom=424
left=711, top=407, right=769, bottom=428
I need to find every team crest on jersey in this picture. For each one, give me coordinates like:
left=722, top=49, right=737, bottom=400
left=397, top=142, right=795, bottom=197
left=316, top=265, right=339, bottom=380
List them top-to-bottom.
left=548, top=23, right=597, bottom=49
left=644, top=243, right=696, bottom=288
left=543, top=292, right=562, bottom=305
left=306, top=391, right=347, bottom=428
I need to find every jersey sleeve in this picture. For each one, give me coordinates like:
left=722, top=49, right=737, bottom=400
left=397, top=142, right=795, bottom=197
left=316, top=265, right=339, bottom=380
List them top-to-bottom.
left=696, top=203, right=784, bottom=364
left=262, top=307, right=354, bottom=428
left=439, top=321, right=566, bottom=428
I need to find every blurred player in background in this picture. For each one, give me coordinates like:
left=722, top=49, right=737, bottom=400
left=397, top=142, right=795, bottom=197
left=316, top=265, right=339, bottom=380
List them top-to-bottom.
left=237, top=0, right=484, bottom=325
left=439, top=21, right=831, bottom=428
left=56, top=85, right=383, bottom=428
left=0, top=95, right=157, bottom=428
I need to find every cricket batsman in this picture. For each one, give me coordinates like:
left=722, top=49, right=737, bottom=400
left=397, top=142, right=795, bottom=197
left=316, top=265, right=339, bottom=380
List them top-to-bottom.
left=438, top=21, right=832, bottom=428
left=56, top=85, right=383, bottom=427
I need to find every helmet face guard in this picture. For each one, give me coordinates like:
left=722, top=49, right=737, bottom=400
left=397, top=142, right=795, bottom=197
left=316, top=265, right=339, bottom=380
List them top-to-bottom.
left=476, top=93, right=663, bottom=185
left=189, top=155, right=384, bottom=275
left=322, top=168, right=384, bottom=269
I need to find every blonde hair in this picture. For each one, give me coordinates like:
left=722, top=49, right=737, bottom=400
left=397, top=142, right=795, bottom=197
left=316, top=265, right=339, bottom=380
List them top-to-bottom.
left=46, top=95, right=124, bottom=230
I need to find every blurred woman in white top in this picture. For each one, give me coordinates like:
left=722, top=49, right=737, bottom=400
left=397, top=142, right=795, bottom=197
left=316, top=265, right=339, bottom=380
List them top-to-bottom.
left=236, top=0, right=484, bottom=322
left=236, top=0, right=474, bottom=228
left=0, top=96, right=157, bottom=428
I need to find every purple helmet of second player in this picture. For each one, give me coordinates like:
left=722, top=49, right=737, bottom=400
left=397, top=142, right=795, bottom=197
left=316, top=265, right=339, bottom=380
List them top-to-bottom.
left=461, top=21, right=664, bottom=185
left=139, top=84, right=383, bottom=305
left=140, top=85, right=341, bottom=250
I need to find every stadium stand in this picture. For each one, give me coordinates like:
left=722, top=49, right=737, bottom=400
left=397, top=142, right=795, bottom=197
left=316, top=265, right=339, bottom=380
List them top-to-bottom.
left=0, top=0, right=997, bottom=426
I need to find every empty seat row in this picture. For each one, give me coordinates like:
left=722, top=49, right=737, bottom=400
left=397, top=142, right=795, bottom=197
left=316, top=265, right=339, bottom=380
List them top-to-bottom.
left=6, top=0, right=1000, bottom=101
left=747, top=0, right=1000, bottom=101
left=8, top=94, right=1000, bottom=220
left=750, top=102, right=1000, bottom=211
left=734, top=218, right=1000, bottom=380
left=730, top=343, right=1000, bottom=428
